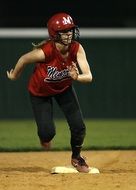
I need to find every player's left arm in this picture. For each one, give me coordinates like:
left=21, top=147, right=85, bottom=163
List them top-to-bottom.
left=76, top=44, right=93, bottom=83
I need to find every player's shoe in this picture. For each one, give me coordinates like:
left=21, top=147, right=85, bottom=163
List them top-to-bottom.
left=41, top=141, right=51, bottom=150
left=71, top=156, right=89, bottom=173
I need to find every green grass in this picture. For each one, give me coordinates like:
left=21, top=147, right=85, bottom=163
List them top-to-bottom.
left=0, top=119, right=136, bottom=151
left=84, top=120, right=136, bottom=149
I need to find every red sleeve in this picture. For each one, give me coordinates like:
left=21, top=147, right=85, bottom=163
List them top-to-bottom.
left=41, top=41, right=53, bottom=62
left=70, top=41, right=79, bottom=62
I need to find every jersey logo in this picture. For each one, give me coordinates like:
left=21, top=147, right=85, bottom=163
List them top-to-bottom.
left=63, top=16, right=72, bottom=25
left=44, top=66, right=70, bottom=82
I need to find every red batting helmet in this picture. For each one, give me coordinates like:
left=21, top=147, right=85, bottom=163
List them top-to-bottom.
left=47, top=12, right=76, bottom=39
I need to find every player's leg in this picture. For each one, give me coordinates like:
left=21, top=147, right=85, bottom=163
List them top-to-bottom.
left=55, top=86, right=89, bottom=172
left=29, top=93, right=56, bottom=150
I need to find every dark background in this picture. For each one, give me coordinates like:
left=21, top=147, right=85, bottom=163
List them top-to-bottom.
left=0, top=0, right=136, bottom=28
left=0, top=0, right=136, bottom=119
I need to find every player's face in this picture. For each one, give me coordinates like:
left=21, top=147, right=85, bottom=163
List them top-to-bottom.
left=59, top=29, right=73, bottom=45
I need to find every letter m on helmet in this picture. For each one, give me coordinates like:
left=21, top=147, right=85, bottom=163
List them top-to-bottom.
left=62, top=16, right=73, bottom=25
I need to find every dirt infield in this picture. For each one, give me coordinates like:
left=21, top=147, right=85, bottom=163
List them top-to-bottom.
left=0, top=151, right=136, bottom=190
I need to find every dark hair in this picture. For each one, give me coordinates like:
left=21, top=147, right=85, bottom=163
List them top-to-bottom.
left=32, top=40, right=46, bottom=49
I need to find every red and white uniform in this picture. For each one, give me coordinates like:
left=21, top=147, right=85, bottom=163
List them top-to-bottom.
left=28, top=40, right=79, bottom=96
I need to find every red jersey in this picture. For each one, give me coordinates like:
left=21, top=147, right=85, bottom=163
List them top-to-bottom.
left=28, top=40, right=79, bottom=96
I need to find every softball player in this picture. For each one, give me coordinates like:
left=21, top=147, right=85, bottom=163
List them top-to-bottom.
left=7, top=12, right=93, bottom=173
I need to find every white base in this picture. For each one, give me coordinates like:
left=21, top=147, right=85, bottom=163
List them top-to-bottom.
left=51, top=165, right=100, bottom=174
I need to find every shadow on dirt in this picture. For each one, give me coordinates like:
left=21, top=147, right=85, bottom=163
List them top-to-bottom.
left=0, top=167, right=50, bottom=173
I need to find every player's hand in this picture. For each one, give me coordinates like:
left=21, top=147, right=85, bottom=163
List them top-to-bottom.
left=67, top=62, right=79, bottom=80
left=7, top=69, right=17, bottom=80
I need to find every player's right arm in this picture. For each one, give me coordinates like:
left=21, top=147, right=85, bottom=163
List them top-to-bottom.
left=7, top=48, right=45, bottom=80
